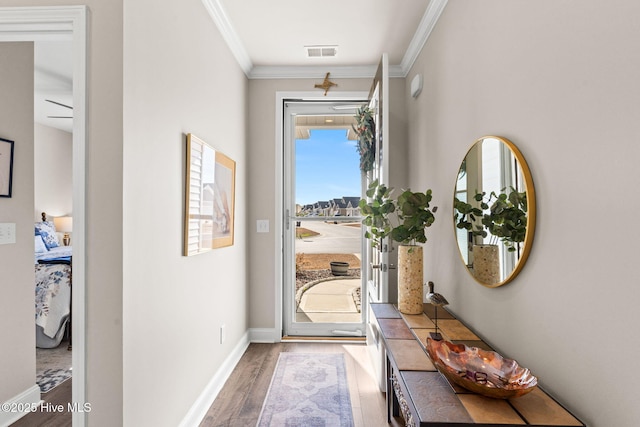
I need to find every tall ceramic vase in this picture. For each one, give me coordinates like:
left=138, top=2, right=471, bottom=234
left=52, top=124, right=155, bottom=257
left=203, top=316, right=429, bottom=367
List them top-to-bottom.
left=473, top=244, right=500, bottom=285
left=398, top=245, right=424, bottom=314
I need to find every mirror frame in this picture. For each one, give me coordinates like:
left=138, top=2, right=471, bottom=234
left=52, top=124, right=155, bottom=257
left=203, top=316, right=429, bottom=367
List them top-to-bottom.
left=453, top=136, right=536, bottom=288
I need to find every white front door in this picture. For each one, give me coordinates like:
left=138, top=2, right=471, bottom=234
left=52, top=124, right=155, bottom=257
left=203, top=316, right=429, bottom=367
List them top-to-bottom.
left=364, top=54, right=391, bottom=304
left=364, top=54, right=393, bottom=392
left=282, top=99, right=368, bottom=337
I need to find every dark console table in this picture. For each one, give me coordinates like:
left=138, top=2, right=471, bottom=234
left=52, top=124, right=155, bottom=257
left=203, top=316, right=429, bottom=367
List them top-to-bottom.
left=370, top=303, right=585, bottom=426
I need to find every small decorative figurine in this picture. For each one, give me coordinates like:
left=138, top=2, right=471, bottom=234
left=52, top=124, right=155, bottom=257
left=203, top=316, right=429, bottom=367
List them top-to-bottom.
left=314, top=72, right=337, bottom=95
left=426, top=281, right=449, bottom=340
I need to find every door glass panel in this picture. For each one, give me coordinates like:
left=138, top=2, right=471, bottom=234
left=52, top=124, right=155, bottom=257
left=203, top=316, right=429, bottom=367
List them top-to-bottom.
left=283, top=101, right=366, bottom=336
left=294, top=128, right=362, bottom=324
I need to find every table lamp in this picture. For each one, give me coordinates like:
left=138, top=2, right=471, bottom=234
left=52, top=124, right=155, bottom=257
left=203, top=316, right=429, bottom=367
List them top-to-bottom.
left=54, top=216, right=73, bottom=246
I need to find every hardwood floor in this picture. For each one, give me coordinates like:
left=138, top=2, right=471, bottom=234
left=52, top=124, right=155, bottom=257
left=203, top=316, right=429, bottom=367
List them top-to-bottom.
left=12, top=342, right=404, bottom=426
left=199, top=342, right=405, bottom=427
left=11, top=379, right=71, bottom=427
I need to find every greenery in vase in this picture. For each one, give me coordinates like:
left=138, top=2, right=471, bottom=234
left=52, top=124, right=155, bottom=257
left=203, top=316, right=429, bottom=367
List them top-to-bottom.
left=352, top=106, right=375, bottom=173
left=359, top=179, right=437, bottom=248
left=454, top=188, right=528, bottom=252
left=453, top=193, right=489, bottom=239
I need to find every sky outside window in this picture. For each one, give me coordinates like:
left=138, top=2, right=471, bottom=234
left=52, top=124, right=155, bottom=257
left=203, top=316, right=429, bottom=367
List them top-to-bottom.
left=295, top=129, right=360, bottom=206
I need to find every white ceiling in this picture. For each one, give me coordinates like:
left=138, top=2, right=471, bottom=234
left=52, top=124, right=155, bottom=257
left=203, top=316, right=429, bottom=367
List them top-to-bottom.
left=34, top=0, right=447, bottom=132
left=209, top=0, right=447, bottom=78
left=221, top=0, right=430, bottom=68
left=34, top=40, right=74, bottom=133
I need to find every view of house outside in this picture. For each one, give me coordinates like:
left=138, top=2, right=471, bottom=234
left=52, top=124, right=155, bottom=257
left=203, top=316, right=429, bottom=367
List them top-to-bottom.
left=294, top=129, right=363, bottom=323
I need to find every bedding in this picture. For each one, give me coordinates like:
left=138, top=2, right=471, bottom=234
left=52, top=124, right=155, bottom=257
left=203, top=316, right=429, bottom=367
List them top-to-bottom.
left=34, top=215, right=73, bottom=348
left=35, top=220, right=60, bottom=249
left=35, top=235, right=48, bottom=254
left=35, top=245, right=73, bottom=264
left=35, top=263, right=71, bottom=348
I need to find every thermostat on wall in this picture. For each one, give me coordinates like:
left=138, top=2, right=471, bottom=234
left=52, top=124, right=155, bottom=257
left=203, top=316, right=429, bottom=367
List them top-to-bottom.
left=411, top=74, right=423, bottom=98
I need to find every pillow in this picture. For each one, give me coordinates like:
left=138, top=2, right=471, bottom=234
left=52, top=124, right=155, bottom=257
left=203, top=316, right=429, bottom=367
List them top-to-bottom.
left=35, top=221, right=60, bottom=249
left=35, top=235, right=49, bottom=253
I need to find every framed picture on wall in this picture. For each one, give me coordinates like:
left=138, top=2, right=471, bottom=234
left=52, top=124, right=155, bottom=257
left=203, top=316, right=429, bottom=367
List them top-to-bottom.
left=184, top=134, right=236, bottom=256
left=0, top=137, right=14, bottom=198
left=211, top=150, right=236, bottom=249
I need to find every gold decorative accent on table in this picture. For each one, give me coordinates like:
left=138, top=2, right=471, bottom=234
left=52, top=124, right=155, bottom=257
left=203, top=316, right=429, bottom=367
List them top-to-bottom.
left=314, top=72, right=337, bottom=95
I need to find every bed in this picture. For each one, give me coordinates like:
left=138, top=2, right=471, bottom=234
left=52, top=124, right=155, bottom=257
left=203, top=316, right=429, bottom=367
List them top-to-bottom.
left=35, top=213, right=72, bottom=349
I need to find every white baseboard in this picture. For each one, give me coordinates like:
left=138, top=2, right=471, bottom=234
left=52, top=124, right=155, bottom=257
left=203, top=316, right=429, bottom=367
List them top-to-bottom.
left=178, top=328, right=281, bottom=426
left=248, top=328, right=280, bottom=343
left=178, top=331, right=250, bottom=427
left=0, top=384, right=41, bottom=427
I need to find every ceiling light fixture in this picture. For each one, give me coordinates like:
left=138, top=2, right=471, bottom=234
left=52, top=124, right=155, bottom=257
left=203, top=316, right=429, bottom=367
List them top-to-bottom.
left=305, top=45, right=337, bottom=58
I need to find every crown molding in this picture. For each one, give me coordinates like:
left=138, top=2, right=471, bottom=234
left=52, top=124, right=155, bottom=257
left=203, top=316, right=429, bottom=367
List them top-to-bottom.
left=201, top=0, right=253, bottom=75
left=204, top=0, right=447, bottom=79
left=399, top=0, right=448, bottom=76
left=249, top=64, right=406, bottom=80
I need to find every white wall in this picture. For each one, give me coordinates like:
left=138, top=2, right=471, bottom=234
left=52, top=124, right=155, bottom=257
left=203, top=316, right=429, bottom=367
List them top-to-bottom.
left=123, top=0, right=248, bottom=425
left=0, top=1, right=125, bottom=425
left=407, top=1, right=640, bottom=425
left=0, top=41, right=36, bottom=405
left=34, top=123, right=72, bottom=219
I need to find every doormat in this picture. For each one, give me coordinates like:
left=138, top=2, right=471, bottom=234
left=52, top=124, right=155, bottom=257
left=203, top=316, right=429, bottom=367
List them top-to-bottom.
left=257, top=353, right=354, bottom=427
left=37, top=368, right=72, bottom=393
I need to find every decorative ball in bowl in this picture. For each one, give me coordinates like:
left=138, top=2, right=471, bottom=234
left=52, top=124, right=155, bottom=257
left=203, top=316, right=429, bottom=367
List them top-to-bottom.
left=426, top=338, right=537, bottom=399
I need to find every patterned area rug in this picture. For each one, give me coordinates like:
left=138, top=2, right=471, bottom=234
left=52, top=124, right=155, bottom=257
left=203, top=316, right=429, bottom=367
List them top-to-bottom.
left=257, top=353, right=354, bottom=427
left=37, top=368, right=72, bottom=393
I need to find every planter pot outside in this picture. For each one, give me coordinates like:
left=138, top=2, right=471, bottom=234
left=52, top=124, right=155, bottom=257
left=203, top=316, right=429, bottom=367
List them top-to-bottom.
left=473, top=244, right=500, bottom=285
left=398, top=245, right=423, bottom=314
left=330, top=261, right=349, bottom=276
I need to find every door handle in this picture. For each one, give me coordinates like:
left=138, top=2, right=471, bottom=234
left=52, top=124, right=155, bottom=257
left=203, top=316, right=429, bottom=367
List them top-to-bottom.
left=371, top=263, right=388, bottom=272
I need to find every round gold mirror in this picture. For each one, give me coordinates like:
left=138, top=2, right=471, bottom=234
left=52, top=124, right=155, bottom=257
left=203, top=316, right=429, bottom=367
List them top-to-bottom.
left=453, top=136, right=536, bottom=287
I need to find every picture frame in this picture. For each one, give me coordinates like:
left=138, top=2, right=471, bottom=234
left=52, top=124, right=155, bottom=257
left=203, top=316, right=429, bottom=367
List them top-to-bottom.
left=184, top=134, right=236, bottom=256
left=0, top=137, right=15, bottom=198
left=212, top=149, right=236, bottom=249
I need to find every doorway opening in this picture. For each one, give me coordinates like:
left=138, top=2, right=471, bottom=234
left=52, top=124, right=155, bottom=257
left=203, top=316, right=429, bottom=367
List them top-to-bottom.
left=0, top=6, right=87, bottom=427
left=283, top=99, right=368, bottom=338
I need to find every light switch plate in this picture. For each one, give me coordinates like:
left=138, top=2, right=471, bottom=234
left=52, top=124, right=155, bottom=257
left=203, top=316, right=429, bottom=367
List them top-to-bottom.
left=256, top=219, right=269, bottom=233
left=0, top=223, right=16, bottom=244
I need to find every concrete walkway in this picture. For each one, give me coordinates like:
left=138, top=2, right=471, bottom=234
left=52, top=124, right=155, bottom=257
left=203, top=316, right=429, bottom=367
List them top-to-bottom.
left=296, top=278, right=361, bottom=323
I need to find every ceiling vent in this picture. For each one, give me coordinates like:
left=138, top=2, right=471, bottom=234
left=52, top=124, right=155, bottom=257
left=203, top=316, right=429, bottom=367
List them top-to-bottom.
left=305, top=45, right=337, bottom=58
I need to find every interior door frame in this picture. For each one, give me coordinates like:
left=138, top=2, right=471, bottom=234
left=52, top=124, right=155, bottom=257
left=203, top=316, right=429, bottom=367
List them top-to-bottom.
left=0, top=6, right=87, bottom=427
left=275, top=91, right=368, bottom=340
